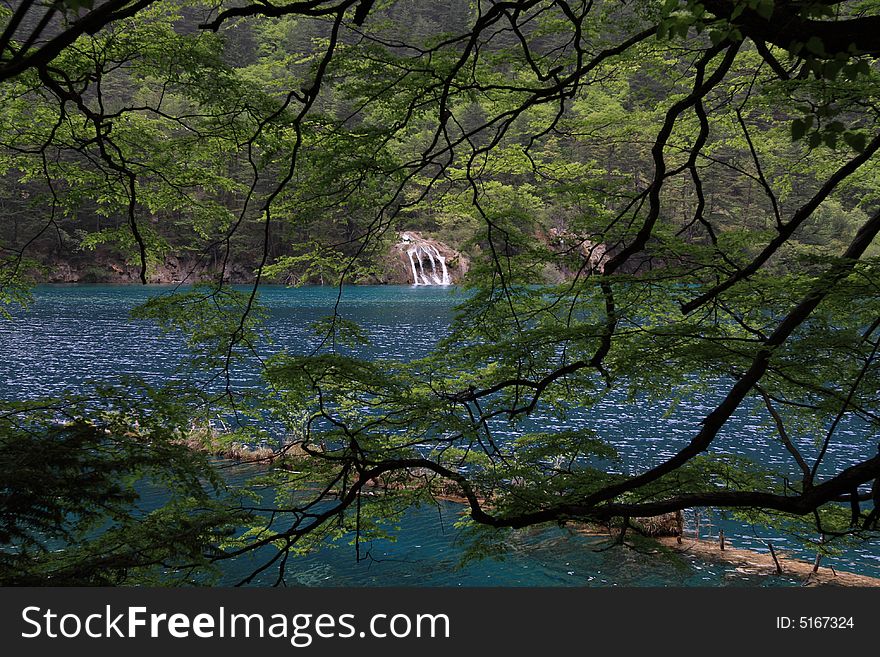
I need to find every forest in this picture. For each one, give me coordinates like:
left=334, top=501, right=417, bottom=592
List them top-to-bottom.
left=2, top=0, right=880, bottom=586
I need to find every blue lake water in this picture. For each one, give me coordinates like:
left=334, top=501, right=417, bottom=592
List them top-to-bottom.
left=1, top=284, right=878, bottom=585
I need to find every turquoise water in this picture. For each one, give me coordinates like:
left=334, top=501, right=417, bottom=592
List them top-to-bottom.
left=1, top=284, right=877, bottom=585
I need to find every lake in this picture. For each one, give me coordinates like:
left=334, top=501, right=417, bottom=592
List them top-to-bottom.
left=1, top=284, right=878, bottom=585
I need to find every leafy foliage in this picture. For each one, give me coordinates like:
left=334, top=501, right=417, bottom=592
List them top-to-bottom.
left=2, top=0, right=880, bottom=585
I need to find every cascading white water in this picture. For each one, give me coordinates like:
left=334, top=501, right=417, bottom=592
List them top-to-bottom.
left=406, top=242, right=450, bottom=285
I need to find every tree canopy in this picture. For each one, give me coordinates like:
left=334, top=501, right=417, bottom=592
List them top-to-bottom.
left=2, top=0, right=880, bottom=584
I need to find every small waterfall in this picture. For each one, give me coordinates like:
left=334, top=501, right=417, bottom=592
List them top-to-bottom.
left=404, top=240, right=451, bottom=286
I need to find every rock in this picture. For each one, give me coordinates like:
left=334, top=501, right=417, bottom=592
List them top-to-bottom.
left=547, top=227, right=608, bottom=274
left=383, top=231, right=468, bottom=285
left=43, top=252, right=255, bottom=285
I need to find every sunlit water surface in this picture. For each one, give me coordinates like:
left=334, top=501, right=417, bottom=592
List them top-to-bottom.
left=1, top=285, right=877, bottom=585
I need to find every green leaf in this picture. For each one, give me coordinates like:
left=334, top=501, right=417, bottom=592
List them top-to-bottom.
left=61, top=0, right=95, bottom=10
left=755, top=0, right=774, bottom=20
left=805, top=36, right=827, bottom=57
left=822, top=60, right=843, bottom=80
left=790, top=117, right=811, bottom=140
left=843, top=132, right=867, bottom=153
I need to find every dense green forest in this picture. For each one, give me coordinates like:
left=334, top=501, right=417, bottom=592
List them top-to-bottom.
left=2, top=0, right=880, bottom=585
left=3, top=0, right=876, bottom=285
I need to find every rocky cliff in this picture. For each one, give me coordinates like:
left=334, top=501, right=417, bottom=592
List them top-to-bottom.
left=382, top=232, right=469, bottom=285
